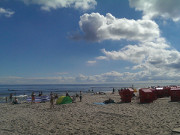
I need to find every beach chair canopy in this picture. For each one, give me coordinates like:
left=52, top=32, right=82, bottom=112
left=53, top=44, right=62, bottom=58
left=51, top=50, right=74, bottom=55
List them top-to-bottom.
left=56, top=96, right=72, bottom=104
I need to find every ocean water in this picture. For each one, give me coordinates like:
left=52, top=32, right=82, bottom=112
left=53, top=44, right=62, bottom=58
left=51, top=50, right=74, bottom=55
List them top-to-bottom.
left=0, top=83, right=179, bottom=102
left=0, top=83, right=133, bottom=97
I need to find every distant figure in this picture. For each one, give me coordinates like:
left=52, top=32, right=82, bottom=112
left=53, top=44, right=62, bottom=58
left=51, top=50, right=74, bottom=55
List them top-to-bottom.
left=112, top=88, right=115, bottom=94
left=66, top=91, right=70, bottom=97
left=80, top=91, right=82, bottom=102
left=31, top=92, right=35, bottom=104
left=38, top=92, right=42, bottom=97
left=50, top=92, right=54, bottom=109
left=9, top=93, right=13, bottom=102
left=54, top=93, right=58, bottom=103
left=55, top=93, right=58, bottom=99
left=76, top=93, right=79, bottom=97
left=72, top=95, right=76, bottom=103
left=5, top=97, right=8, bottom=103
left=12, top=97, right=18, bottom=104
left=103, top=98, right=115, bottom=104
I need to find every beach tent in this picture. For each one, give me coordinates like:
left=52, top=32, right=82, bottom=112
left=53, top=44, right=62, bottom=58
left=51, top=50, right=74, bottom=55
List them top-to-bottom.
left=56, top=96, right=72, bottom=104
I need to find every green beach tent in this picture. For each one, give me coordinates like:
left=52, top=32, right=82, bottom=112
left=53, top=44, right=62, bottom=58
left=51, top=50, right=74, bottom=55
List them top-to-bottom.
left=56, top=96, right=72, bottom=104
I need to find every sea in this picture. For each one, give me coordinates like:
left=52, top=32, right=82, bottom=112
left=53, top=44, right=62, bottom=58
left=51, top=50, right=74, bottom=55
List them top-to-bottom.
left=0, top=82, right=179, bottom=103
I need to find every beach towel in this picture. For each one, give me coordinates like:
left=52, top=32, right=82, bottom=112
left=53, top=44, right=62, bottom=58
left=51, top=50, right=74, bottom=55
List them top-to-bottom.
left=26, top=96, right=50, bottom=103
left=93, top=102, right=105, bottom=105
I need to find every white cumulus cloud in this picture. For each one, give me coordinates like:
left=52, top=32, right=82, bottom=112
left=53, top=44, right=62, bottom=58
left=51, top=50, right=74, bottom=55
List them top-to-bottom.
left=19, top=0, right=97, bottom=11
left=129, top=0, right=180, bottom=22
left=0, top=8, right=14, bottom=17
left=74, top=12, right=160, bottom=42
left=79, top=12, right=180, bottom=81
left=95, top=39, right=180, bottom=81
left=87, top=60, right=96, bottom=65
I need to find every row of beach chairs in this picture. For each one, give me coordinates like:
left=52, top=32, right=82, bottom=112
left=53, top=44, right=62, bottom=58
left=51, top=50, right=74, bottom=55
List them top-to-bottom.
left=118, top=86, right=180, bottom=103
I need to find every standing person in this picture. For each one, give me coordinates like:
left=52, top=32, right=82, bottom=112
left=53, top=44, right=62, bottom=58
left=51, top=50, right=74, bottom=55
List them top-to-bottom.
left=112, top=88, right=115, bottom=94
left=41, top=91, right=43, bottom=96
left=66, top=91, right=70, bottom=97
left=80, top=91, right=82, bottom=102
left=31, top=92, right=35, bottom=104
left=38, top=92, right=41, bottom=97
left=50, top=92, right=54, bottom=109
left=9, top=93, right=13, bottom=103
left=54, top=93, right=58, bottom=103
left=72, top=95, right=76, bottom=103
left=5, top=97, right=8, bottom=103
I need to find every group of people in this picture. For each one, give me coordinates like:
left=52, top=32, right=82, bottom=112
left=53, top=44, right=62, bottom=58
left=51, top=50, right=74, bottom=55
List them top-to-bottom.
left=6, top=90, right=83, bottom=107
left=31, top=91, right=83, bottom=109
left=68, top=91, right=82, bottom=103
left=7, top=93, right=19, bottom=104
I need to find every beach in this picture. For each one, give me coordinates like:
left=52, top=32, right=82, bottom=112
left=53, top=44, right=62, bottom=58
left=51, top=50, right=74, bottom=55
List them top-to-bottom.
left=1, top=92, right=180, bottom=135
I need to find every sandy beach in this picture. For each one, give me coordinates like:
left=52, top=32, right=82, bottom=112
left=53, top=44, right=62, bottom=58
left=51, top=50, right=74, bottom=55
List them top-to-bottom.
left=1, top=92, right=180, bottom=135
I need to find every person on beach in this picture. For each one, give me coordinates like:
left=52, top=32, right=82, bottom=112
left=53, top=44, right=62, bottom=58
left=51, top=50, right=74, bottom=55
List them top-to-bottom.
left=112, top=88, right=115, bottom=94
left=66, top=91, right=70, bottom=97
left=80, top=91, right=82, bottom=102
left=31, top=92, right=35, bottom=104
left=38, top=92, right=42, bottom=97
left=50, top=92, right=54, bottom=109
left=9, top=93, right=13, bottom=102
left=54, top=93, right=58, bottom=103
left=55, top=93, right=58, bottom=99
left=72, top=95, right=76, bottom=103
left=5, top=97, right=8, bottom=103
left=12, top=97, right=19, bottom=104
left=103, top=98, right=115, bottom=104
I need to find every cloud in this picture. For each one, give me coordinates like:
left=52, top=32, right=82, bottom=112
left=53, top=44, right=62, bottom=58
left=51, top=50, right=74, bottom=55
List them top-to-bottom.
left=19, top=0, right=97, bottom=11
left=129, top=0, right=180, bottom=22
left=0, top=8, right=14, bottom=17
left=73, top=12, right=160, bottom=42
left=76, top=12, right=180, bottom=81
left=99, top=38, right=169, bottom=63
left=94, top=39, right=180, bottom=80
left=87, top=60, right=96, bottom=65
left=2, top=67, right=180, bottom=84
left=74, top=70, right=180, bottom=83
left=75, top=71, right=136, bottom=83
left=56, top=72, right=69, bottom=75
left=0, top=76, right=75, bottom=84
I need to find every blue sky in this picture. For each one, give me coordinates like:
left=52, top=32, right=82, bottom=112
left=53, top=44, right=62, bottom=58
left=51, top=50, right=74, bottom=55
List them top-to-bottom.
left=1, top=0, right=180, bottom=84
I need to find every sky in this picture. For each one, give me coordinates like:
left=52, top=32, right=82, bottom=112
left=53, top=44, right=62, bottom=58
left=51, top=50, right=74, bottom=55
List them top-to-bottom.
left=1, top=0, right=180, bottom=84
